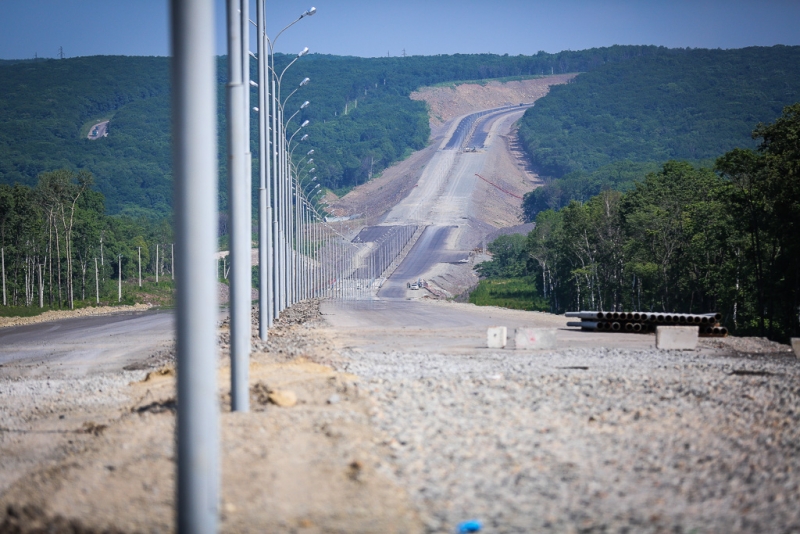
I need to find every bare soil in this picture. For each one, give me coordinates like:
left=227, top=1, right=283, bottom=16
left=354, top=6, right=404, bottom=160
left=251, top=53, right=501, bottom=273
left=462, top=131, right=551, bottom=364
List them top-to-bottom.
left=411, top=74, right=577, bottom=130
left=330, top=77, right=566, bottom=226
left=0, top=300, right=421, bottom=533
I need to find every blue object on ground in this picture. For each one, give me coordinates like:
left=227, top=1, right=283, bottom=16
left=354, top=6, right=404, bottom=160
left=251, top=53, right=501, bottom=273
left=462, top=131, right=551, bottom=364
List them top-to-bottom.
left=457, top=519, right=482, bottom=533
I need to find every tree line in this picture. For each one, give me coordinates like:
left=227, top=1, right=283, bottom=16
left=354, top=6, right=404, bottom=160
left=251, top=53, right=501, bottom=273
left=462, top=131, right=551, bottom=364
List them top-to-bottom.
left=519, top=45, right=800, bottom=220
left=480, top=105, right=800, bottom=342
left=0, top=169, right=174, bottom=309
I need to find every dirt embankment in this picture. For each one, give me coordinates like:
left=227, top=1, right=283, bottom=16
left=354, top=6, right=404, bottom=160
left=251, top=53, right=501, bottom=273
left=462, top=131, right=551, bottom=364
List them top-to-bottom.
left=411, top=74, right=578, bottom=130
left=328, top=75, right=575, bottom=222
left=0, top=299, right=422, bottom=532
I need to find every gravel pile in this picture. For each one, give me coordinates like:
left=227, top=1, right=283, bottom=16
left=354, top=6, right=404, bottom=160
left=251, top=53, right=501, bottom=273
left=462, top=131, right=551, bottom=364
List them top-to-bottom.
left=218, top=299, right=325, bottom=361
left=338, top=347, right=800, bottom=533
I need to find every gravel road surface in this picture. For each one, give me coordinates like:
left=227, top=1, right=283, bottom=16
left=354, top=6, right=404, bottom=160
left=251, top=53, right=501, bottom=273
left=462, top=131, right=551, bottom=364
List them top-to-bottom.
left=324, top=299, right=800, bottom=533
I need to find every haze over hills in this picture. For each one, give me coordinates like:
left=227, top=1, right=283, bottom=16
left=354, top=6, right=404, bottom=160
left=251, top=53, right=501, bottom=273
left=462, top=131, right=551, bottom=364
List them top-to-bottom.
left=0, top=45, right=798, bottom=217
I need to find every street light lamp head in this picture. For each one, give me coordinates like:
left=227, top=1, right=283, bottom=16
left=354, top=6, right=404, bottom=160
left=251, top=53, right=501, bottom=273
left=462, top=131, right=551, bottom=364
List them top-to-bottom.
left=306, top=7, right=317, bottom=17
left=298, top=47, right=309, bottom=57
left=299, top=77, right=310, bottom=87
left=249, top=80, right=258, bottom=87
left=300, top=100, right=310, bottom=109
left=301, top=120, right=310, bottom=128
left=300, top=134, right=309, bottom=141
left=307, top=149, right=314, bottom=155
left=307, top=159, right=314, bottom=164
left=309, top=167, right=316, bottom=173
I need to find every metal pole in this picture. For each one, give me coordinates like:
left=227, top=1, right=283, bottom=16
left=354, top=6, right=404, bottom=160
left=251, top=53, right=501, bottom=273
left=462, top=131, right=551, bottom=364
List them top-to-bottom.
left=170, top=0, right=220, bottom=530
left=228, top=0, right=250, bottom=412
left=257, top=0, right=271, bottom=339
left=271, top=76, right=282, bottom=319
left=278, top=107, right=287, bottom=311
left=172, top=243, right=175, bottom=280
left=156, top=244, right=159, bottom=283
left=1, top=247, right=5, bottom=306
left=138, top=247, right=142, bottom=287
left=118, top=255, right=122, bottom=302
left=94, top=258, right=99, bottom=304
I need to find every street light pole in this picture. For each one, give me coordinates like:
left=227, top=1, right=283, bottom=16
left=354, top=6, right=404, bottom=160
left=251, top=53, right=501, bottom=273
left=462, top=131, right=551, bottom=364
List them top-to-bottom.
left=170, top=0, right=220, bottom=529
left=227, top=0, right=249, bottom=413
left=256, top=0, right=273, bottom=337
left=263, top=7, right=316, bottom=318
left=118, top=255, right=122, bottom=302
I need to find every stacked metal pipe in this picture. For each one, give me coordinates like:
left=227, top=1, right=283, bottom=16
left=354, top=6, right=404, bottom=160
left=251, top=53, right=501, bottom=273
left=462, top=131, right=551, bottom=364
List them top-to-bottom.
left=565, top=311, right=728, bottom=336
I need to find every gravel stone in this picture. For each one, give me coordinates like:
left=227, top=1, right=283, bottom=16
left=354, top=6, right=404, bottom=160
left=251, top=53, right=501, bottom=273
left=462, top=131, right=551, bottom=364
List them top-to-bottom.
left=336, top=346, right=800, bottom=532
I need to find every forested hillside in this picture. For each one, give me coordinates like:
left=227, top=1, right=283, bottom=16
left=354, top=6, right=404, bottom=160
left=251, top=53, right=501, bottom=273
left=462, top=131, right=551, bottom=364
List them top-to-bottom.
left=1, top=45, right=689, bottom=216
left=519, top=45, right=800, bottom=219
left=3, top=46, right=799, bottom=218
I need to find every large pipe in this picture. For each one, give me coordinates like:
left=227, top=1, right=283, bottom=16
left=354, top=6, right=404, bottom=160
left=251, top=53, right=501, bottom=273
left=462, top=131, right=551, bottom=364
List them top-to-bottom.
left=170, top=0, right=219, bottom=530
left=567, top=321, right=599, bottom=329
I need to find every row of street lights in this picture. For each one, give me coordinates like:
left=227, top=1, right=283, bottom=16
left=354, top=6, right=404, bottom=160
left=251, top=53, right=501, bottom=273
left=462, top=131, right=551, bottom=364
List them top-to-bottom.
left=171, top=3, right=427, bottom=529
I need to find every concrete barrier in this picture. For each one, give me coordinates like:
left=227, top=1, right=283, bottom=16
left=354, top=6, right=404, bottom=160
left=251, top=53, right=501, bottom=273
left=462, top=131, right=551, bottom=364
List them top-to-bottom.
left=487, top=326, right=507, bottom=349
left=656, top=326, right=698, bottom=350
left=514, top=328, right=557, bottom=350
left=791, top=338, right=800, bottom=358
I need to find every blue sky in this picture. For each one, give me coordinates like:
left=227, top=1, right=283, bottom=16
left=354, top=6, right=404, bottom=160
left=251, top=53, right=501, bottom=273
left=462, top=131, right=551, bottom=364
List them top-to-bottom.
left=1, top=1, right=799, bottom=60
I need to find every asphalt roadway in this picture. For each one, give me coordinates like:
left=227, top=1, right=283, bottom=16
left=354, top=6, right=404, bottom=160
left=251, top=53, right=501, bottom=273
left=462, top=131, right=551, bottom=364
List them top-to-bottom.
left=378, top=226, right=458, bottom=298
left=0, top=310, right=174, bottom=377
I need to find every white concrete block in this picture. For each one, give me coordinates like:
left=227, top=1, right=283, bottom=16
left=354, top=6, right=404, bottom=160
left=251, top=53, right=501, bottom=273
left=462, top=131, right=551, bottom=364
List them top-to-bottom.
left=487, top=326, right=507, bottom=349
left=656, top=326, right=698, bottom=350
left=514, top=328, right=557, bottom=350
left=791, top=338, right=800, bottom=358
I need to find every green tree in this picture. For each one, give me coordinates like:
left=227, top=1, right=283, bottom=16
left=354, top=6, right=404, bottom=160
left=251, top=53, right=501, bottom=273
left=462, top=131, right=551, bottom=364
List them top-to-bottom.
left=716, top=103, right=800, bottom=339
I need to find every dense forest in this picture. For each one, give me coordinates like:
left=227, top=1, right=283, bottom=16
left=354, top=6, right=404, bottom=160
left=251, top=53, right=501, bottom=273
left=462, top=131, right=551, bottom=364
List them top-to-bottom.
left=1, top=45, right=750, bottom=216
left=519, top=45, right=800, bottom=220
left=478, top=105, right=800, bottom=342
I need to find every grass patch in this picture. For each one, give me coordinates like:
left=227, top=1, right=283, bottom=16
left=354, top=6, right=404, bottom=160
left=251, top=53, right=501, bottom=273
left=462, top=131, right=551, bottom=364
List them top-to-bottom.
left=332, top=185, right=355, bottom=197
left=0, top=277, right=176, bottom=318
left=468, top=277, right=548, bottom=312
left=0, top=305, right=60, bottom=318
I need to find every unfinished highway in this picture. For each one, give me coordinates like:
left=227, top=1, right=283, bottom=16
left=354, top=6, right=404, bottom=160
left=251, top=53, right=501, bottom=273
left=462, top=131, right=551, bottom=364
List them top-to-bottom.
left=1, top=98, right=798, bottom=533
